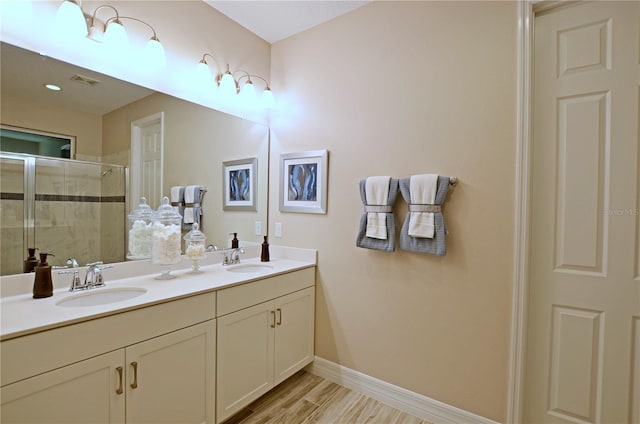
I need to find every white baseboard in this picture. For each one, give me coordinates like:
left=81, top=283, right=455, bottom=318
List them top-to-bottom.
left=305, top=356, right=500, bottom=424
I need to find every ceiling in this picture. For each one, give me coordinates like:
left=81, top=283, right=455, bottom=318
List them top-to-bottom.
left=203, top=1, right=371, bottom=43
left=0, top=2, right=372, bottom=116
left=1, top=43, right=154, bottom=116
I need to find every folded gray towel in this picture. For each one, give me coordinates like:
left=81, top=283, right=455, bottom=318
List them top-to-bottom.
left=398, top=176, right=450, bottom=256
left=356, top=178, right=399, bottom=252
left=170, top=186, right=186, bottom=222
left=183, top=186, right=203, bottom=231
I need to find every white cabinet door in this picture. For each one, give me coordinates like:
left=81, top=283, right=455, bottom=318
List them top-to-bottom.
left=216, top=286, right=316, bottom=424
left=274, top=287, right=315, bottom=385
left=216, top=301, right=274, bottom=423
left=126, top=320, right=216, bottom=424
left=1, top=350, right=125, bottom=424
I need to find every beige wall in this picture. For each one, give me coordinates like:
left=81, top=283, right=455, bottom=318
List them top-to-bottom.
left=269, top=1, right=517, bottom=421
left=102, top=93, right=269, bottom=247
left=1, top=94, right=103, bottom=161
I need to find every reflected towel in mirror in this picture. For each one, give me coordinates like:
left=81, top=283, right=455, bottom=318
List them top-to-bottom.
left=183, top=185, right=202, bottom=228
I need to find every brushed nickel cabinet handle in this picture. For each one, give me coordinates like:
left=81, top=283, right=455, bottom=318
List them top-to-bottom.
left=276, top=308, right=282, bottom=326
left=270, top=310, right=276, bottom=328
left=130, top=362, right=138, bottom=389
left=115, top=366, right=124, bottom=395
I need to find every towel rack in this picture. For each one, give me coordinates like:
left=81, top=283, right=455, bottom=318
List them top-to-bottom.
left=449, top=177, right=458, bottom=186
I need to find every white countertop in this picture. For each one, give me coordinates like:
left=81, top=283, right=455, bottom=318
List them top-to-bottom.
left=0, top=246, right=316, bottom=341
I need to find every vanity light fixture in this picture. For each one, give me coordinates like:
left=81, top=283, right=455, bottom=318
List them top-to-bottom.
left=54, top=0, right=87, bottom=39
left=56, top=1, right=167, bottom=68
left=105, top=16, right=166, bottom=68
left=102, top=18, right=128, bottom=50
left=195, top=53, right=223, bottom=88
left=198, top=60, right=275, bottom=109
left=218, top=64, right=238, bottom=98
left=237, top=73, right=275, bottom=109
left=239, top=74, right=256, bottom=101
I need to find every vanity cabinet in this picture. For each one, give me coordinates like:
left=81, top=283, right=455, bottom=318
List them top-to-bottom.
left=0, top=263, right=316, bottom=424
left=216, top=268, right=315, bottom=423
left=1, top=293, right=217, bottom=424
left=1, top=320, right=215, bottom=424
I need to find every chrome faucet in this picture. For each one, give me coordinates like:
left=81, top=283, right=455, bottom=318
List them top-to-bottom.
left=222, top=248, right=245, bottom=265
left=60, top=262, right=111, bottom=292
left=84, top=262, right=106, bottom=289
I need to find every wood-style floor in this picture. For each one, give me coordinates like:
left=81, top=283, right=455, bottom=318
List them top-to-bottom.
left=224, top=371, right=433, bottom=424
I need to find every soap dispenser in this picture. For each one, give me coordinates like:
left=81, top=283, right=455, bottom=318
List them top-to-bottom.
left=231, top=233, right=239, bottom=248
left=261, top=236, right=270, bottom=262
left=23, top=247, right=39, bottom=273
left=33, top=252, right=55, bottom=299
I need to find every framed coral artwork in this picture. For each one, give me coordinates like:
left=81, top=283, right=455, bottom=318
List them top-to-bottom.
left=279, top=150, right=328, bottom=214
left=222, top=157, right=257, bottom=211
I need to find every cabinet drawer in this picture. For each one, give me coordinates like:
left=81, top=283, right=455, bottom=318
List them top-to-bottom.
left=216, top=267, right=315, bottom=316
left=1, top=292, right=216, bottom=386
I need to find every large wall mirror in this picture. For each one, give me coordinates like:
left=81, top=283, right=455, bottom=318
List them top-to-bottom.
left=0, top=42, right=269, bottom=276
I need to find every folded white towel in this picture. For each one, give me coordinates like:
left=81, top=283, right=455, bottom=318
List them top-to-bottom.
left=408, top=174, right=438, bottom=238
left=365, top=176, right=391, bottom=240
left=184, top=185, right=200, bottom=224
left=170, top=186, right=184, bottom=214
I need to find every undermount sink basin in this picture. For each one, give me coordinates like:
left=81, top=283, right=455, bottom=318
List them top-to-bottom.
left=225, top=263, right=273, bottom=273
left=56, top=287, right=147, bottom=307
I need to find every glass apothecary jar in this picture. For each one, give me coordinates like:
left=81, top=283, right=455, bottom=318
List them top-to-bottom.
left=151, top=196, right=182, bottom=279
left=127, top=197, right=154, bottom=260
left=184, top=222, right=206, bottom=273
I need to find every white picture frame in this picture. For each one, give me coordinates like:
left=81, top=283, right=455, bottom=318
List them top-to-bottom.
left=279, top=149, right=328, bottom=214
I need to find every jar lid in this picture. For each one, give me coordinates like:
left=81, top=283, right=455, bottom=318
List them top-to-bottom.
left=151, top=196, right=182, bottom=220
left=128, top=197, right=154, bottom=220
left=184, top=223, right=206, bottom=242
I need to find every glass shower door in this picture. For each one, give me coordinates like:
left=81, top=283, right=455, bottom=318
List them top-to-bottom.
left=0, top=153, right=127, bottom=275
left=0, top=155, right=31, bottom=275
left=34, top=157, right=127, bottom=268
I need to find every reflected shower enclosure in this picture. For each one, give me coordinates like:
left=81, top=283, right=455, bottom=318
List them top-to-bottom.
left=0, top=153, right=127, bottom=275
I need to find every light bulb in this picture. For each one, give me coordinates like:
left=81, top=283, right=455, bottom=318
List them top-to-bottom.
left=55, top=0, right=87, bottom=40
left=104, top=19, right=128, bottom=50
left=144, top=37, right=166, bottom=69
left=195, top=61, right=212, bottom=86
left=219, top=72, right=237, bottom=98
left=240, top=80, right=257, bottom=106
left=261, top=88, right=275, bottom=109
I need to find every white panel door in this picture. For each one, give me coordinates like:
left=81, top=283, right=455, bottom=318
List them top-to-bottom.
left=525, top=2, right=639, bottom=423
left=131, top=113, right=163, bottom=210
left=140, top=121, right=162, bottom=209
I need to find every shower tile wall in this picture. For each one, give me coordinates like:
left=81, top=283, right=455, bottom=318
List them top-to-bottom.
left=0, top=156, right=126, bottom=276
left=1, top=159, right=25, bottom=275
left=34, top=160, right=125, bottom=268
left=35, top=160, right=101, bottom=266
left=100, top=166, right=126, bottom=265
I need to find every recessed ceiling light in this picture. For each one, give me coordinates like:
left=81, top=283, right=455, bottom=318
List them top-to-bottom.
left=44, top=83, right=62, bottom=91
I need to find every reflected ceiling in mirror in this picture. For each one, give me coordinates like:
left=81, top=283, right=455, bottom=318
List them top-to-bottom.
left=1, top=42, right=154, bottom=118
